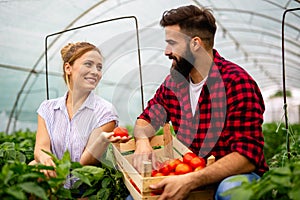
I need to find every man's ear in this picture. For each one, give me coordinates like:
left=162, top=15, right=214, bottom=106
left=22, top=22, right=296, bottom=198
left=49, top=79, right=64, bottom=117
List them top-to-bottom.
left=190, top=37, right=202, bottom=51
left=64, top=62, right=72, bottom=75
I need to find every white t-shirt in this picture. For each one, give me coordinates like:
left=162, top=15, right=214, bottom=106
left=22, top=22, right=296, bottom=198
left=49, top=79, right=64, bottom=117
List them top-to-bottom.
left=189, top=77, right=207, bottom=116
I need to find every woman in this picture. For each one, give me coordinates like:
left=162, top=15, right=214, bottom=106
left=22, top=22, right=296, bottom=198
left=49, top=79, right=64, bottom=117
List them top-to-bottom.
left=30, top=42, right=129, bottom=188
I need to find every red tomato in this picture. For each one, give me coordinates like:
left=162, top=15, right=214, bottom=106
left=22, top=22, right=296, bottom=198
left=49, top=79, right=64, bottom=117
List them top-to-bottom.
left=113, top=127, right=129, bottom=137
left=183, top=152, right=197, bottom=164
left=189, top=156, right=206, bottom=169
left=167, top=158, right=182, bottom=171
left=159, top=163, right=171, bottom=175
left=175, top=163, right=193, bottom=175
left=194, top=165, right=205, bottom=172
left=151, top=170, right=158, bottom=177
left=153, top=172, right=164, bottom=177
left=168, top=172, right=176, bottom=176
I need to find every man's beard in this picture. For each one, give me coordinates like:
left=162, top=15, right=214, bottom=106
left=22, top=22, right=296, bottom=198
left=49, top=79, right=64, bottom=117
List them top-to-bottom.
left=170, top=47, right=194, bottom=83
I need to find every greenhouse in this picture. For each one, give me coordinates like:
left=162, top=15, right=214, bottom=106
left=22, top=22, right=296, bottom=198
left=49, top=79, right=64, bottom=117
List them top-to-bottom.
left=1, top=0, right=300, bottom=199
left=1, top=0, right=299, bottom=133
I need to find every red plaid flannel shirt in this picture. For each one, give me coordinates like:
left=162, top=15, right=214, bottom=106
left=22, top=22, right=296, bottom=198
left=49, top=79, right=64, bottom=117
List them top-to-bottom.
left=138, top=50, right=269, bottom=175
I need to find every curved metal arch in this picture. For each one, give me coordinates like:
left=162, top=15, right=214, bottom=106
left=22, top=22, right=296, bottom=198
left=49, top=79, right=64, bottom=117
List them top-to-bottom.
left=6, top=0, right=111, bottom=133
left=7, top=0, right=148, bottom=133
left=264, top=0, right=300, bottom=16
left=190, top=2, right=300, bottom=93
left=214, top=8, right=300, bottom=32
left=216, top=26, right=300, bottom=49
left=217, top=40, right=300, bottom=59
left=222, top=48, right=300, bottom=66
left=224, top=51, right=300, bottom=88
left=234, top=55, right=299, bottom=69
left=233, top=57, right=299, bottom=69
left=239, top=61, right=300, bottom=75
left=249, top=62, right=300, bottom=79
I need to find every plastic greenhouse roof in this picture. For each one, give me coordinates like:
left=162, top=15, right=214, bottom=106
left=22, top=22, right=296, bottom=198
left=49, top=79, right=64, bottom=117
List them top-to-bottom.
left=0, top=0, right=300, bottom=133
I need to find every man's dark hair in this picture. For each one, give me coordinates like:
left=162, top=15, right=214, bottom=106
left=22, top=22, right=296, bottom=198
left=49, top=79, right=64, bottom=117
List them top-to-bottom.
left=160, top=5, right=217, bottom=50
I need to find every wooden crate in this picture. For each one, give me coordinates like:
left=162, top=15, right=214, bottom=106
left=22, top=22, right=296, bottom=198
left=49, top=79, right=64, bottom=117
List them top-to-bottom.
left=112, top=124, right=215, bottom=200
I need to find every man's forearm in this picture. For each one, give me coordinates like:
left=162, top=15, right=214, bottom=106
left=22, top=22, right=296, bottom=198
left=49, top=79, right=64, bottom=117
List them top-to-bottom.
left=134, top=119, right=156, bottom=139
left=189, top=152, right=256, bottom=189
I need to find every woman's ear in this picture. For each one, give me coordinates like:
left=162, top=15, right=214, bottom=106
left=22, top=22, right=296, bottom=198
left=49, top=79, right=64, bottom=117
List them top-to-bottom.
left=64, top=62, right=72, bottom=75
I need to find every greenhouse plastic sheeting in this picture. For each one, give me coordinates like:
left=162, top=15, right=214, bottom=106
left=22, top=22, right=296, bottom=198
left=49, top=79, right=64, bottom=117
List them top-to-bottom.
left=0, top=0, right=299, bottom=133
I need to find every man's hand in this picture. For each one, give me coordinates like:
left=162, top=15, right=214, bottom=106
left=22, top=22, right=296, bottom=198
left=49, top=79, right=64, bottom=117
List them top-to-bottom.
left=132, top=119, right=157, bottom=173
left=132, top=138, right=155, bottom=173
left=150, top=173, right=195, bottom=200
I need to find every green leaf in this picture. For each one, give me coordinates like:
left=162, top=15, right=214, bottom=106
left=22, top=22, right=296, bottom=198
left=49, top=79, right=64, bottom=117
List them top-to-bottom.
left=0, top=142, right=15, bottom=150
left=15, top=151, right=26, bottom=163
left=55, top=152, right=72, bottom=178
left=71, top=161, right=82, bottom=169
left=71, top=165, right=105, bottom=184
left=272, top=166, right=292, bottom=176
left=3, top=168, right=15, bottom=185
left=71, top=171, right=92, bottom=186
left=19, top=172, right=44, bottom=180
left=224, top=174, right=250, bottom=184
left=270, top=175, right=291, bottom=186
left=101, top=177, right=112, bottom=188
left=18, top=182, right=48, bottom=200
left=255, top=182, right=276, bottom=198
left=6, top=187, right=27, bottom=200
left=54, top=187, right=73, bottom=199
left=82, top=187, right=97, bottom=197
left=97, top=188, right=111, bottom=200
left=223, top=188, right=253, bottom=200
left=288, top=189, right=300, bottom=200
left=88, top=195, right=98, bottom=200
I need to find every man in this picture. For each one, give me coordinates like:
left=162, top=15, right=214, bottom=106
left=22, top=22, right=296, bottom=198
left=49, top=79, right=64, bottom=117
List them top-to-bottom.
left=132, top=5, right=268, bottom=200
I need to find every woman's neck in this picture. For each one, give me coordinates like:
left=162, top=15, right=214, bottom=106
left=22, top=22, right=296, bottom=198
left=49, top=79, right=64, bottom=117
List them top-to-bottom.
left=66, top=90, right=90, bottom=119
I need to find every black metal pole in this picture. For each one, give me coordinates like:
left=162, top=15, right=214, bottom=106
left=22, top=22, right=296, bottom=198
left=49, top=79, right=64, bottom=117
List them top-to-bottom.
left=281, top=7, right=300, bottom=160
left=45, top=16, right=144, bottom=110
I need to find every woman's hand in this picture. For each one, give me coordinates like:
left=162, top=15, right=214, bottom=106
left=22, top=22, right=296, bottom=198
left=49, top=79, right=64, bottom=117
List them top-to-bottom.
left=81, top=128, right=131, bottom=165
left=103, top=131, right=132, bottom=143
left=39, top=156, right=57, bottom=178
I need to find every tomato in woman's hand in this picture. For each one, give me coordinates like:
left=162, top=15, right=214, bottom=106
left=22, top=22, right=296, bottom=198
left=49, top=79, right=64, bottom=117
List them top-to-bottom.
left=113, top=126, right=129, bottom=137
left=183, top=152, right=197, bottom=164
left=189, top=156, right=206, bottom=169
left=175, top=163, right=193, bottom=175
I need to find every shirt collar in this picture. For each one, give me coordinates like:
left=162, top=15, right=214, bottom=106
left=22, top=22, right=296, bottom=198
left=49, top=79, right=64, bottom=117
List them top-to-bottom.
left=208, top=49, right=223, bottom=79
left=53, top=91, right=95, bottom=111
left=80, top=92, right=95, bottom=110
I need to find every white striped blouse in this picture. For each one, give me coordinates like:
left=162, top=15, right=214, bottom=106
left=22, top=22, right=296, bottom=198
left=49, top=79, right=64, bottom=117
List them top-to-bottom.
left=37, top=91, right=118, bottom=188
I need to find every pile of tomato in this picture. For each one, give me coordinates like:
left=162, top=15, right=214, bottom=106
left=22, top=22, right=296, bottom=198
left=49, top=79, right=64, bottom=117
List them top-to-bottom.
left=151, top=152, right=206, bottom=177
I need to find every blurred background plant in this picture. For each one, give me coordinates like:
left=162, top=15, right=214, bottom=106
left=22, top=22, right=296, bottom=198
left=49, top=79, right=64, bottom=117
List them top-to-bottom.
left=1, top=122, right=299, bottom=199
